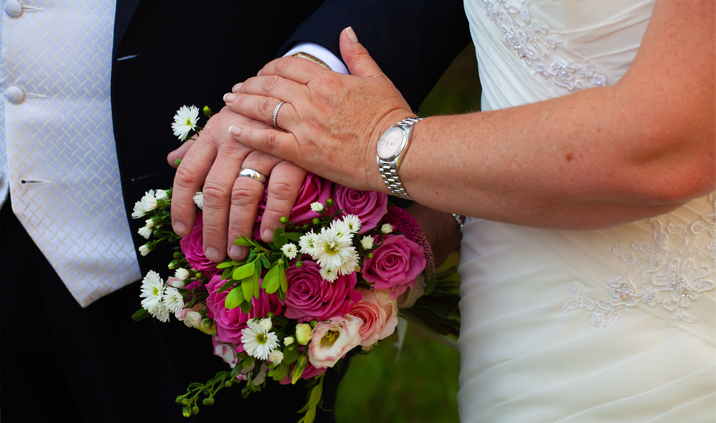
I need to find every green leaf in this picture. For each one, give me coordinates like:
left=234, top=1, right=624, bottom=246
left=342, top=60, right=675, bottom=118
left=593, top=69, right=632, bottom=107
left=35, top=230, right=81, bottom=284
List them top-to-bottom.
left=273, top=227, right=287, bottom=248
left=284, top=232, right=302, bottom=241
left=234, top=236, right=253, bottom=247
left=261, top=255, right=270, bottom=269
left=216, top=261, right=234, bottom=269
left=232, top=262, right=255, bottom=280
left=252, top=262, right=261, bottom=298
left=279, top=262, right=288, bottom=293
left=263, top=265, right=280, bottom=294
left=221, top=267, right=232, bottom=281
left=241, top=278, right=253, bottom=302
left=217, top=279, right=235, bottom=294
left=225, top=287, right=244, bottom=309
left=239, top=300, right=251, bottom=314
left=131, top=308, right=150, bottom=321
left=283, top=346, right=300, bottom=364
left=308, top=383, right=323, bottom=408
left=304, top=406, right=316, bottom=423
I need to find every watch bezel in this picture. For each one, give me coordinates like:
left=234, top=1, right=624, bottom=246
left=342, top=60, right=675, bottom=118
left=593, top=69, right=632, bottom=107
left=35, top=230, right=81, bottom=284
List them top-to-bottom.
left=377, top=125, right=408, bottom=162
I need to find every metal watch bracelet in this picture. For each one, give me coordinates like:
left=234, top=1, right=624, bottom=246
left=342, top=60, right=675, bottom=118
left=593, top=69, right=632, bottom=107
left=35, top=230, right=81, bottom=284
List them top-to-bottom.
left=378, top=117, right=422, bottom=200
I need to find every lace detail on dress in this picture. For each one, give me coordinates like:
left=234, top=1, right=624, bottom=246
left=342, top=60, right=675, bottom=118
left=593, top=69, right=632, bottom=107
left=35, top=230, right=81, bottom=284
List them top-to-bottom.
left=482, top=0, right=607, bottom=91
left=563, top=194, right=716, bottom=328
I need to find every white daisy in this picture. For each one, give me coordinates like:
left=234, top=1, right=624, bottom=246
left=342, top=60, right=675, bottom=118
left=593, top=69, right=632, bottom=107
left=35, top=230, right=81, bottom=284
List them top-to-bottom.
left=172, top=105, right=200, bottom=141
left=155, top=189, right=168, bottom=200
left=141, top=190, right=157, bottom=213
left=193, top=191, right=204, bottom=210
left=131, top=200, right=147, bottom=219
left=310, top=202, right=324, bottom=213
left=343, top=215, right=362, bottom=234
left=138, top=219, right=155, bottom=239
left=330, top=219, right=352, bottom=240
left=381, top=223, right=393, bottom=234
left=314, top=226, right=356, bottom=273
left=298, top=231, right=320, bottom=256
left=361, top=235, right=374, bottom=250
left=139, top=243, right=152, bottom=256
left=281, top=243, right=298, bottom=260
left=335, top=249, right=360, bottom=276
left=320, top=266, right=339, bottom=282
left=175, top=268, right=189, bottom=281
left=140, top=271, right=167, bottom=321
left=163, top=286, right=185, bottom=314
left=153, top=303, right=171, bottom=323
left=257, top=317, right=273, bottom=332
left=241, top=319, right=279, bottom=361
left=269, top=350, right=284, bottom=366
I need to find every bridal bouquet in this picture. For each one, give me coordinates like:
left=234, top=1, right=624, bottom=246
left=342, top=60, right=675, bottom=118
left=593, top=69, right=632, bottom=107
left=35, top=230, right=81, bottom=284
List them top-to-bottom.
left=129, top=106, right=459, bottom=422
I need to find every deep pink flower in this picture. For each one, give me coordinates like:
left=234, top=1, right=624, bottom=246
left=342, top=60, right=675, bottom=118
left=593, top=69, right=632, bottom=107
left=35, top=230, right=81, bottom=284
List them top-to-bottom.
left=256, top=173, right=332, bottom=225
left=332, top=185, right=387, bottom=233
left=180, top=213, right=218, bottom=275
left=362, top=235, right=426, bottom=300
left=284, top=261, right=361, bottom=322
left=205, top=274, right=283, bottom=345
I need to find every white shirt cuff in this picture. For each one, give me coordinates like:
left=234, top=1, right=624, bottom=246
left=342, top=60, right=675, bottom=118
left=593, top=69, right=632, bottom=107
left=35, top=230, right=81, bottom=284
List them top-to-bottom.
left=283, top=43, right=349, bottom=75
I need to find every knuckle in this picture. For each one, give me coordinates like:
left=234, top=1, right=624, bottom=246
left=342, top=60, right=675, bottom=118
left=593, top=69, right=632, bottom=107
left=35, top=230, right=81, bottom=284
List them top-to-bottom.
left=277, top=56, right=293, bottom=73
left=262, top=75, right=280, bottom=94
left=259, top=97, right=275, bottom=117
left=263, top=131, right=279, bottom=152
left=174, top=165, right=201, bottom=188
left=267, top=179, right=296, bottom=203
left=200, top=182, right=228, bottom=206
left=231, top=185, right=263, bottom=208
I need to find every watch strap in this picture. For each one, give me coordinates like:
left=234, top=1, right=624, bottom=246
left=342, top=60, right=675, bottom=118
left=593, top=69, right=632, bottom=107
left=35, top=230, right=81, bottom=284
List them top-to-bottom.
left=378, top=117, right=422, bottom=200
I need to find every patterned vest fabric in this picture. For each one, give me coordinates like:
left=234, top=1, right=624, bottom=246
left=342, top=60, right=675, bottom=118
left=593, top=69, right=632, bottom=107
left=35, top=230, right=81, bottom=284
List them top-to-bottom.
left=1, top=0, right=141, bottom=307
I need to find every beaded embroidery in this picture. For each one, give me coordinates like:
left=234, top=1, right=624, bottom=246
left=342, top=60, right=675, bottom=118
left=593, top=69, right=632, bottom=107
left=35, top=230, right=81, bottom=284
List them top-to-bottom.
left=483, top=0, right=607, bottom=91
left=563, top=195, right=716, bottom=329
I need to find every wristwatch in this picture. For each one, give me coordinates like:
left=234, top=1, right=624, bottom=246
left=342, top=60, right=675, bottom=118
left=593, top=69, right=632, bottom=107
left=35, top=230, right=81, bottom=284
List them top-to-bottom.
left=376, top=117, right=422, bottom=200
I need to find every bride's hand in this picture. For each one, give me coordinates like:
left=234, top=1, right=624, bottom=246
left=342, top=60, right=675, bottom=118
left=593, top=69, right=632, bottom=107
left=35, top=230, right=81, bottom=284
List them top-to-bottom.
left=223, top=27, right=414, bottom=193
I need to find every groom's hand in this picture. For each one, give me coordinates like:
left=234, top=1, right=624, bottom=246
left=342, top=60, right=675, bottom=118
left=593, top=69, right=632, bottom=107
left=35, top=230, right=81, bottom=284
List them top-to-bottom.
left=168, top=106, right=306, bottom=263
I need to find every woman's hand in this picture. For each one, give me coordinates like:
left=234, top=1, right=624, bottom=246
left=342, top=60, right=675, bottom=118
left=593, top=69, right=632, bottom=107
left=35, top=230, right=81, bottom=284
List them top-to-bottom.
left=223, top=27, right=414, bottom=193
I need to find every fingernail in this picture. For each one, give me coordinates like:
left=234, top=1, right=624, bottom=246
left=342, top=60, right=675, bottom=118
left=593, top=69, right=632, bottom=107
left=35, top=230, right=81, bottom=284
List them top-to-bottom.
left=346, top=27, right=358, bottom=43
left=257, top=69, right=262, bottom=76
left=232, top=83, right=243, bottom=93
left=224, top=93, right=236, bottom=103
left=229, top=125, right=242, bottom=137
left=174, top=221, right=186, bottom=235
left=262, top=229, right=274, bottom=242
left=230, top=245, right=248, bottom=259
left=205, top=247, right=220, bottom=262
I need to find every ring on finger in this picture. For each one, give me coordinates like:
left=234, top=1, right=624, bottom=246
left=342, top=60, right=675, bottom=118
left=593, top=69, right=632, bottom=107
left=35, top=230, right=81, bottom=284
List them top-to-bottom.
left=272, top=101, right=285, bottom=129
left=239, top=168, right=268, bottom=185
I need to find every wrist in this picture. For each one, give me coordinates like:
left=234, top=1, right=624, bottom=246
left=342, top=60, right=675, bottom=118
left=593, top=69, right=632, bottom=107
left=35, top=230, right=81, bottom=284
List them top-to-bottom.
left=370, top=110, right=420, bottom=196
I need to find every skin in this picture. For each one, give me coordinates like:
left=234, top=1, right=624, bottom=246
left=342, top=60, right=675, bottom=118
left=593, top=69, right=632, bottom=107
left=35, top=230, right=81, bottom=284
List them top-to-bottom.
left=225, top=0, right=715, bottom=231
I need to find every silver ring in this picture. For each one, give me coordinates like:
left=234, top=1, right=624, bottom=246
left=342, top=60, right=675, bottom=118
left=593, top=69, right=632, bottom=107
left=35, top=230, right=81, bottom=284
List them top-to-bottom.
left=272, top=101, right=285, bottom=128
left=239, top=168, right=267, bottom=185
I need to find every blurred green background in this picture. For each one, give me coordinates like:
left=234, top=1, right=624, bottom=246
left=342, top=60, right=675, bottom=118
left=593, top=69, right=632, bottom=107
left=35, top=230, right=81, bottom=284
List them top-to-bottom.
left=334, top=44, right=482, bottom=423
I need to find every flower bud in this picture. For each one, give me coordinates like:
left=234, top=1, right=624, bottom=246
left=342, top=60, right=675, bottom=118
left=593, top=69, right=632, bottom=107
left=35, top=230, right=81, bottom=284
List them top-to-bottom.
left=203, top=105, right=212, bottom=117
left=175, top=159, right=182, bottom=167
left=326, top=198, right=333, bottom=206
left=280, top=216, right=288, bottom=224
left=312, top=218, right=320, bottom=225
left=367, top=252, right=374, bottom=259
left=168, top=260, right=178, bottom=270
left=197, top=318, right=217, bottom=335
left=309, top=320, right=317, bottom=328
left=295, top=323, right=312, bottom=345
left=283, top=336, right=294, bottom=346
left=291, top=354, right=308, bottom=385
left=175, top=395, right=184, bottom=404
left=202, top=397, right=215, bottom=406
left=181, top=398, right=190, bottom=406
left=182, top=406, right=192, bottom=417
left=192, top=406, right=199, bottom=415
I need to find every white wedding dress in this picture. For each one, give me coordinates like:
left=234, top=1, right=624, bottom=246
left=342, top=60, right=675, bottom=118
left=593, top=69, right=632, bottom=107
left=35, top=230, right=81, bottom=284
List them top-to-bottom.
left=457, top=1, right=715, bottom=422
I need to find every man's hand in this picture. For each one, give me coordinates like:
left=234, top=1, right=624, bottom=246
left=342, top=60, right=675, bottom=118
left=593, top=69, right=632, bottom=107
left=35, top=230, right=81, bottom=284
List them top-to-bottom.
left=168, top=106, right=306, bottom=263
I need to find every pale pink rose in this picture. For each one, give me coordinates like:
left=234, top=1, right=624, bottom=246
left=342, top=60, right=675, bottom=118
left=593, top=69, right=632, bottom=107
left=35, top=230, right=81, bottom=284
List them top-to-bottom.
left=332, top=185, right=388, bottom=233
left=362, top=235, right=426, bottom=300
left=349, top=288, right=398, bottom=348
left=174, top=303, right=206, bottom=321
left=308, top=315, right=363, bottom=369
left=212, top=335, right=239, bottom=369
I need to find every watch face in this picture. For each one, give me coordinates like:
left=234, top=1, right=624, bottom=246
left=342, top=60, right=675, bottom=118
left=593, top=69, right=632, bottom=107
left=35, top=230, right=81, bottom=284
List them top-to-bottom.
left=377, top=127, right=404, bottom=160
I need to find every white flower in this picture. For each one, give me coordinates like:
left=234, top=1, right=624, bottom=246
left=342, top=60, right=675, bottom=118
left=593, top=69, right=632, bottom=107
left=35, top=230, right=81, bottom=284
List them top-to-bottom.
left=172, top=105, right=199, bottom=141
left=155, top=189, right=168, bottom=200
left=141, top=190, right=157, bottom=213
left=193, top=192, right=204, bottom=210
left=131, top=201, right=147, bottom=219
left=310, top=202, right=324, bottom=213
left=343, top=215, right=362, bottom=234
left=137, top=219, right=154, bottom=239
left=330, top=219, right=352, bottom=240
left=381, top=223, right=393, bottom=234
left=314, top=226, right=356, bottom=274
left=298, top=231, right=320, bottom=256
left=361, top=235, right=374, bottom=250
left=281, top=243, right=298, bottom=260
left=139, top=244, right=152, bottom=256
left=335, top=249, right=360, bottom=276
left=320, top=266, right=339, bottom=283
left=175, top=268, right=189, bottom=281
left=140, top=271, right=169, bottom=321
left=162, top=286, right=185, bottom=314
left=184, top=311, right=202, bottom=328
left=308, top=315, right=363, bottom=369
left=257, top=317, right=273, bottom=332
left=241, top=319, right=279, bottom=360
left=295, top=323, right=313, bottom=345
left=283, top=336, right=294, bottom=346
left=268, top=350, right=284, bottom=366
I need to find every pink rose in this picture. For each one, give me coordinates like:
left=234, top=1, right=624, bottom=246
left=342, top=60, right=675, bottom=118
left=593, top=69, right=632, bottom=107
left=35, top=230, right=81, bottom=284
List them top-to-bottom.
left=256, top=173, right=332, bottom=226
left=332, top=185, right=387, bottom=233
left=179, top=213, right=218, bottom=275
left=362, top=235, right=426, bottom=300
left=284, top=261, right=361, bottom=322
left=205, top=274, right=283, bottom=345
left=349, top=288, right=398, bottom=348
left=308, top=315, right=363, bottom=369
left=212, top=335, right=239, bottom=369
